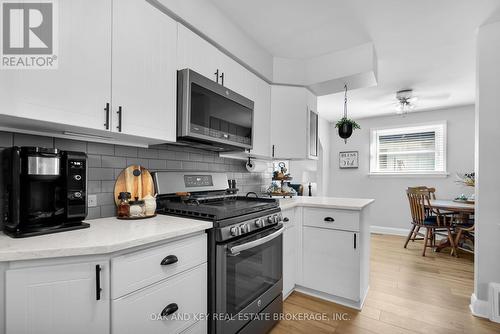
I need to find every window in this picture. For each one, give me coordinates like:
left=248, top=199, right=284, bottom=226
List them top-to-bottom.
left=370, top=122, right=447, bottom=175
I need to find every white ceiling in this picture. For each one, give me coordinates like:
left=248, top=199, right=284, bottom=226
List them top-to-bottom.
left=209, top=0, right=500, bottom=121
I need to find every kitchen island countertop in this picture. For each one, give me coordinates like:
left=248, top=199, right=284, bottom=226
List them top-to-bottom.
left=279, top=196, right=374, bottom=211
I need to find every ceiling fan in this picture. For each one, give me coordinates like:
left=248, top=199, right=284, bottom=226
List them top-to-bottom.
left=392, top=89, right=451, bottom=115
left=395, top=89, right=417, bottom=115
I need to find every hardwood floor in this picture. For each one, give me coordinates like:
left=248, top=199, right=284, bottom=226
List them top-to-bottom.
left=270, top=234, right=500, bottom=334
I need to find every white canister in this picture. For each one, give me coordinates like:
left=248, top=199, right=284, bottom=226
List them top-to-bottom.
left=143, top=194, right=157, bottom=216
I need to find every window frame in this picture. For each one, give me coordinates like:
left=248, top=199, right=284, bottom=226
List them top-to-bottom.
left=369, top=121, right=448, bottom=177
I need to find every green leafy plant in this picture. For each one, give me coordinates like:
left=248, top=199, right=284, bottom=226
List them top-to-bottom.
left=335, top=117, right=361, bottom=130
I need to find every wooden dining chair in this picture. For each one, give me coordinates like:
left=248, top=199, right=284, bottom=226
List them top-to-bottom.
left=404, top=186, right=436, bottom=248
left=405, top=188, right=457, bottom=256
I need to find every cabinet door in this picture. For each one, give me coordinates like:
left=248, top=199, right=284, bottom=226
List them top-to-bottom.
left=0, top=0, right=112, bottom=131
left=111, top=0, right=177, bottom=141
left=177, top=24, right=219, bottom=82
left=218, top=54, right=252, bottom=96
left=250, top=77, right=272, bottom=157
left=270, top=86, right=308, bottom=159
left=307, top=91, right=319, bottom=159
left=302, top=227, right=360, bottom=301
left=6, top=261, right=109, bottom=334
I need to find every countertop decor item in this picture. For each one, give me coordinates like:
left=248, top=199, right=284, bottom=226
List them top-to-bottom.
left=335, top=84, right=360, bottom=144
left=339, top=151, right=359, bottom=169
left=114, top=165, right=156, bottom=219
left=114, top=165, right=155, bottom=206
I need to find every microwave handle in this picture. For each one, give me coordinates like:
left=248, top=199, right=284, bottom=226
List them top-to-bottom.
left=228, top=226, right=284, bottom=255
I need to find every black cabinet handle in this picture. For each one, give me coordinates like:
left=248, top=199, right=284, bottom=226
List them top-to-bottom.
left=214, top=69, right=219, bottom=83
left=220, top=72, right=224, bottom=86
left=104, top=103, right=110, bottom=130
left=116, top=106, right=122, bottom=132
left=272, top=145, right=275, bottom=158
left=283, top=217, right=289, bottom=222
left=324, top=217, right=335, bottom=222
left=354, top=233, right=357, bottom=249
left=160, top=255, right=178, bottom=266
left=95, top=264, right=102, bottom=300
left=161, top=303, right=179, bottom=317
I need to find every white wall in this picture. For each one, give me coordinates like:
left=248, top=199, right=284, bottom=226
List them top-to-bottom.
left=472, top=20, right=500, bottom=319
left=328, top=105, right=475, bottom=233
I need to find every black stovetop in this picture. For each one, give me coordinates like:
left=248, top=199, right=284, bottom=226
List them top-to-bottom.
left=156, top=195, right=279, bottom=222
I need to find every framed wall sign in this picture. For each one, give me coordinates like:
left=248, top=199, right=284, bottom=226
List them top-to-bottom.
left=339, top=151, right=359, bottom=169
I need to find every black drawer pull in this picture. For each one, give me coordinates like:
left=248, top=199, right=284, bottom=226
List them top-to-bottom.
left=283, top=217, right=289, bottom=222
left=324, top=217, right=335, bottom=222
left=160, top=255, right=178, bottom=266
left=95, top=264, right=102, bottom=300
left=161, top=303, right=179, bottom=317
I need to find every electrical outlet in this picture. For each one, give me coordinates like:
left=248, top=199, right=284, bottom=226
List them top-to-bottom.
left=88, top=194, right=97, bottom=208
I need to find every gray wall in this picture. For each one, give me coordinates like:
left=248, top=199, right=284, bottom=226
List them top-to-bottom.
left=328, top=105, right=475, bottom=233
left=0, top=131, right=271, bottom=220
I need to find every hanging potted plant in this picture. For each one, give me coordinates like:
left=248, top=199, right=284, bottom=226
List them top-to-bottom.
left=336, top=84, right=361, bottom=143
left=335, top=117, right=361, bottom=140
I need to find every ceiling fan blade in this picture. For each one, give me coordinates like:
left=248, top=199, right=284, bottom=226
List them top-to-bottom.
left=417, top=93, right=451, bottom=100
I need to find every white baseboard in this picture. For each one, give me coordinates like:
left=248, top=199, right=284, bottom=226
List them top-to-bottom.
left=370, top=225, right=409, bottom=236
left=470, top=293, right=490, bottom=319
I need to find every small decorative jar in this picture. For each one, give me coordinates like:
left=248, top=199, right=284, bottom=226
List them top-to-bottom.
left=117, top=192, right=131, bottom=218
left=143, top=194, right=157, bottom=216
left=129, top=198, right=145, bottom=218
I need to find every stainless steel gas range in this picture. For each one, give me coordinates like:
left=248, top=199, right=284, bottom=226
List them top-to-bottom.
left=153, top=172, right=283, bottom=334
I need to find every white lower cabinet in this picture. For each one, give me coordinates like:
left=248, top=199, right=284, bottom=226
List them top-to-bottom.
left=284, top=205, right=370, bottom=309
left=282, top=209, right=297, bottom=299
left=302, top=227, right=360, bottom=301
left=3, top=233, right=208, bottom=334
left=6, top=261, right=110, bottom=334
left=112, top=264, right=207, bottom=334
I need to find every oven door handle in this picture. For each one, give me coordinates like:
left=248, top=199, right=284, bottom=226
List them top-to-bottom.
left=228, top=226, right=284, bottom=255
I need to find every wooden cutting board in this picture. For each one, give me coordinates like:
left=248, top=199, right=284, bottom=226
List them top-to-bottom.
left=114, top=165, right=155, bottom=206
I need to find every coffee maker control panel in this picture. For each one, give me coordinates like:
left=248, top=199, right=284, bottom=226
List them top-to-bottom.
left=66, top=153, right=87, bottom=219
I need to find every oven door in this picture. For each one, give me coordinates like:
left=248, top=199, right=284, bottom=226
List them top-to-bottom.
left=215, top=224, right=283, bottom=333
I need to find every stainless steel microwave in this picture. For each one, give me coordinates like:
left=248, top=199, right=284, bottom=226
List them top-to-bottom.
left=177, top=68, right=254, bottom=151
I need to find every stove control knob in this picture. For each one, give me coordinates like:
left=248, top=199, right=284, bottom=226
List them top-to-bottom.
left=278, top=213, right=283, bottom=222
left=267, top=216, right=274, bottom=224
left=254, top=219, right=263, bottom=228
left=240, top=223, right=249, bottom=234
left=230, top=226, right=241, bottom=236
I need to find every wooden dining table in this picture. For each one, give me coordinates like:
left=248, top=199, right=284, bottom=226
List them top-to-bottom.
left=426, top=199, right=475, bottom=253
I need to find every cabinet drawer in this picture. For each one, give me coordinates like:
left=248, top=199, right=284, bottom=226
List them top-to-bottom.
left=303, top=207, right=359, bottom=232
left=111, top=234, right=206, bottom=298
left=112, top=263, right=207, bottom=334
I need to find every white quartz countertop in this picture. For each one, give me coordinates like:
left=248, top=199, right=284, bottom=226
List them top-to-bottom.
left=279, top=196, right=375, bottom=211
left=0, top=215, right=212, bottom=262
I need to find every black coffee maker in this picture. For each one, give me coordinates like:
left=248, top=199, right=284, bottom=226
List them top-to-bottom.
left=0, top=146, right=90, bottom=237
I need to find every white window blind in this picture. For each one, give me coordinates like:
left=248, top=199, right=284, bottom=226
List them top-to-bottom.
left=370, top=122, right=447, bottom=175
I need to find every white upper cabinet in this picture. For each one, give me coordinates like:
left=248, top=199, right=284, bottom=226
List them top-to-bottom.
left=0, top=0, right=112, bottom=131
left=111, top=0, right=177, bottom=141
left=177, top=24, right=253, bottom=97
left=177, top=24, right=220, bottom=82
left=250, top=76, right=272, bottom=157
left=270, top=86, right=318, bottom=159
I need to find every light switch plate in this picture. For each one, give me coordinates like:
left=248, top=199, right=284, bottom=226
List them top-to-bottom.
left=88, top=194, right=97, bottom=207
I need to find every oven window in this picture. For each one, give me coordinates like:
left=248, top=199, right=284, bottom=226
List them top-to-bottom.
left=190, top=83, right=252, bottom=145
left=225, top=233, right=282, bottom=315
